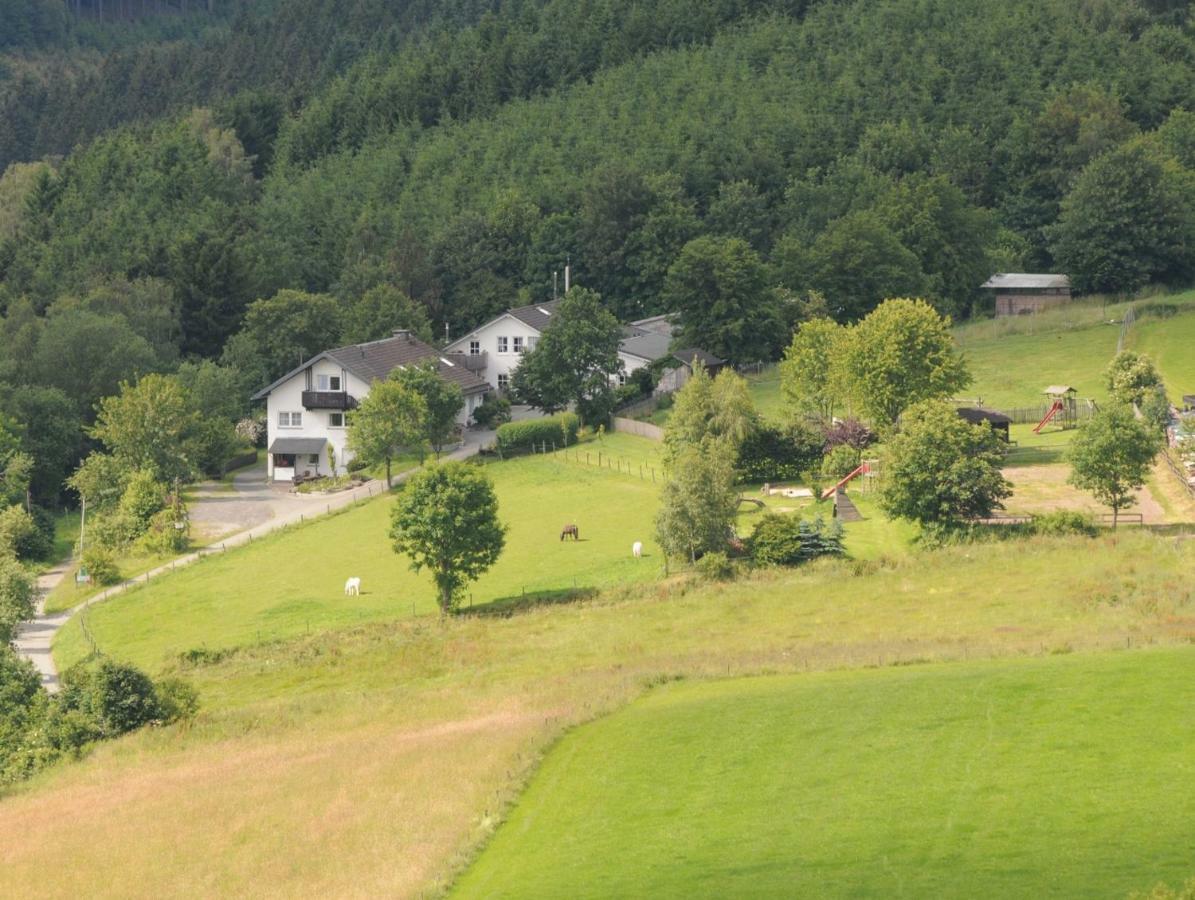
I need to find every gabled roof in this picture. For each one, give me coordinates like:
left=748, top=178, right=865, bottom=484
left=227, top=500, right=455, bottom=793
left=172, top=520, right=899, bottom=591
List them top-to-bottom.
left=981, top=273, right=1070, bottom=290
left=507, top=300, right=561, bottom=332
left=627, top=313, right=677, bottom=338
left=619, top=330, right=672, bottom=363
left=251, top=331, right=490, bottom=401
left=674, top=348, right=725, bottom=369
left=956, top=407, right=1012, bottom=426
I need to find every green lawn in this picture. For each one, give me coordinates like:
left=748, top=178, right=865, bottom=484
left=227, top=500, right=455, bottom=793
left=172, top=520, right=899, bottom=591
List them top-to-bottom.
left=1129, top=307, right=1195, bottom=401
left=957, top=320, right=1118, bottom=411
left=745, top=366, right=785, bottom=422
left=1004, top=423, right=1076, bottom=467
left=55, top=432, right=917, bottom=671
left=54, top=438, right=671, bottom=672
left=455, top=647, right=1195, bottom=898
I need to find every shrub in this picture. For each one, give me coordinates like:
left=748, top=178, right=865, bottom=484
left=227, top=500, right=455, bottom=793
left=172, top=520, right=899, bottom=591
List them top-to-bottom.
left=655, top=392, right=674, bottom=412
left=472, top=394, right=512, bottom=428
left=495, top=413, right=580, bottom=454
left=235, top=416, right=266, bottom=446
left=823, top=418, right=876, bottom=451
left=738, top=422, right=824, bottom=482
left=821, top=444, right=862, bottom=479
left=117, top=470, right=167, bottom=534
left=0, top=505, right=43, bottom=561
left=140, top=507, right=189, bottom=554
left=1031, top=511, right=1099, bottom=537
left=86, top=512, right=136, bottom=551
left=748, top=513, right=845, bottom=566
left=81, top=545, right=121, bottom=586
left=695, top=550, right=735, bottom=581
left=0, top=556, right=35, bottom=644
left=58, top=659, right=163, bottom=737
left=154, top=678, right=200, bottom=723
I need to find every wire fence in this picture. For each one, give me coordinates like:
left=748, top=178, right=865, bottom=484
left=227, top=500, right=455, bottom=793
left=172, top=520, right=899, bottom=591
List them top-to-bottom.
left=1117, top=304, right=1137, bottom=353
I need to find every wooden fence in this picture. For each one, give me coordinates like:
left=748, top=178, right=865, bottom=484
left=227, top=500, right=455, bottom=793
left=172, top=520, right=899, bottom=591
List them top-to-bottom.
left=1000, top=403, right=1097, bottom=426
left=557, top=446, right=669, bottom=483
left=1162, top=448, right=1195, bottom=499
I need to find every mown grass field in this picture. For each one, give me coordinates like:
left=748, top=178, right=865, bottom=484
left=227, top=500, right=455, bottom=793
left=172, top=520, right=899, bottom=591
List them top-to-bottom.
left=1129, top=303, right=1195, bottom=400
left=54, top=433, right=917, bottom=672
left=54, top=437, right=669, bottom=672
left=4, top=531, right=1195, bottom=897
left=455, top=647, right=1195, bottom=898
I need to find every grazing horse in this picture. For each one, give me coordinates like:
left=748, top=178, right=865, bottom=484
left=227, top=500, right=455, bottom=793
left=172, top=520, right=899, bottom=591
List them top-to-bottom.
left=560, top=524, right=580, bottom=541
left=632, top=541, right=643, bottom=559
left=344, top=576, right=361, bottom=596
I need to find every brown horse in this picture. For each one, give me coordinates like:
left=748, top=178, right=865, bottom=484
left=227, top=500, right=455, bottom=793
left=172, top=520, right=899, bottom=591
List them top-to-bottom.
left=560, top=524, right=579, bottom=541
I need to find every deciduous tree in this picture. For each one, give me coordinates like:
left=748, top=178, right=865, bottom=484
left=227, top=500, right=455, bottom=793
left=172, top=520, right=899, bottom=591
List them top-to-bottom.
left=841, top=298, right=970, bottom=429
left=347, top=376, right=427, bottom=487
left=880, top=400, right=1011, bottom=527
left=1068, top=403, right=1161, bottom=527
left=389, top=461, right=506, bottom=615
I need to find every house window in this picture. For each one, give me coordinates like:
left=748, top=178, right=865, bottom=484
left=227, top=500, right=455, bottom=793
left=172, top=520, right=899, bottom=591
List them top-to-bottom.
left=497, top=336, right=509, bottom=354
left=513, top=336, right=524, bottom=354
left=469, top=340, right=481, bottom=356
left=618, top=372, right=627, bottom=387
left=498, top=373, right=510, bottom=390
left=316, top=374, right=341, bottom=391
left=279, top=411, right=302, bottom=428
left=329, top=413, right=344, bottom=428
left=308, top=454, right=321, bottom=465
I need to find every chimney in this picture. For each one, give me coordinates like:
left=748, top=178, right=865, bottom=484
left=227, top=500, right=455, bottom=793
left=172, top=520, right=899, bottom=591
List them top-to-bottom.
left=564, top=264, right=571, bottom=293
left=392, top=328, right=412, bottom=342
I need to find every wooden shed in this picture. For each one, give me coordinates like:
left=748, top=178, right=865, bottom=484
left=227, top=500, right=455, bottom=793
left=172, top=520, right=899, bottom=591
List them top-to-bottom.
left=982, top=273, right=1072, bottom=317
left=955, top=406, right=1012, bottom=441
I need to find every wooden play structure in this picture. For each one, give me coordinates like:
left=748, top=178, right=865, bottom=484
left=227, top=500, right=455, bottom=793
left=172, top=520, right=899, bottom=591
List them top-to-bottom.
left=1034, top=385, right=1078, bottom=433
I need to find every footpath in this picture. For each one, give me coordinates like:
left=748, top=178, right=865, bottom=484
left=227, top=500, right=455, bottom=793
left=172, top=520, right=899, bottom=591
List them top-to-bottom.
left=13, top=438, right=489, bottom=692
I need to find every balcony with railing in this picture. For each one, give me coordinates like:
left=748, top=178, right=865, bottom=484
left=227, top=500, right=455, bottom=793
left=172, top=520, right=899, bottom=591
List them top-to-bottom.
left=447, top=351, right=488, bottom=373
left=301, top=391, right=358, bottom=410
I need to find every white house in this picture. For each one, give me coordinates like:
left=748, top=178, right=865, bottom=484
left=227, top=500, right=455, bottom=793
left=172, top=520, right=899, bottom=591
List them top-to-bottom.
left=443, top=302, right=676, bottom=391
left=251, top=330, right=490, bottom=482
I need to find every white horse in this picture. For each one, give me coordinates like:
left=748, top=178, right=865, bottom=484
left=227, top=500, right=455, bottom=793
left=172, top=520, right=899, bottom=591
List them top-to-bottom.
left=632, top=541, right=643, bottom=559
left=344, top=576, right=361, bottom=596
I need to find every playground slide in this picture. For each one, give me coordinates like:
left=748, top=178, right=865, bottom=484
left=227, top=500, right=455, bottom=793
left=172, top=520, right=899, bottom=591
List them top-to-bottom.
left=1033, top=400, right=1064, bottom=434
left=821, top=463, right=869, bottom=500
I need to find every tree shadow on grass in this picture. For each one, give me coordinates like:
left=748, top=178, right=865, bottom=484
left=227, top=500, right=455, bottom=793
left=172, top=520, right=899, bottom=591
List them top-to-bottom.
left=463, top=586, right=599, bottom=619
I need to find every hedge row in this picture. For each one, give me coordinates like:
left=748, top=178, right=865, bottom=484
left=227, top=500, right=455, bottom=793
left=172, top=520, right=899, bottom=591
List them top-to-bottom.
left=496, top=413, right=580, bottom=453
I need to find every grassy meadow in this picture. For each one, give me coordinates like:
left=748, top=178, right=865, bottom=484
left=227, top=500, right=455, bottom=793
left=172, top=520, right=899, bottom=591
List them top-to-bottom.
left=1128, top=302, right=1195, bottom=400
left=53, top=432, right=919, bottom=673
left=4, top=531, right=1195, bottom=897
left=456, top=647, right=1195, bottom=898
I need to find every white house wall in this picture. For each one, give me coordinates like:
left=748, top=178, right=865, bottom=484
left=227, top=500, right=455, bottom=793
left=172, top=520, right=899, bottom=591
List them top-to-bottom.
left=445, top=314, right=543, bottom=390
left=265, top=358, right=480, bottom=482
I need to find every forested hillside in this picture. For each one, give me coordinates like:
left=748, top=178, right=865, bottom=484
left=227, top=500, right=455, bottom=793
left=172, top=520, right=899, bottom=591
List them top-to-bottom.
left=1, top=0, right=1195, bottom=505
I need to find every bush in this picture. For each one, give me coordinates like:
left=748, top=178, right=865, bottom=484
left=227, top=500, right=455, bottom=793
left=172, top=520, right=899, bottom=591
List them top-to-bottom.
left=472, top=394, right=512, bottom=428
left=495, top=413, right=580, bottom=454
left=823, top=418, right=876, bottom=451
left=738, top=422, right=824, bottom=482
left=821, top=444, right=862, bottom=479
left=117, top=470, right=167, bottom=534
left=0, top=505, right=43, bottom=561
left=140, top=506, right=190, bottom=554
left=1030, top=511, right=1099, bottom=537
left=86, top=512, right=137, bottom=551
left=748, top=513, right=845, bottom=566
left=81, top=545, right=121, bottom=585
left=695, top=550, right=735, bottom=581
left=0, top=556, right=35, bottom=644
left=58, top=659, right=163, bottom=737
left=154, top=677, right=200, bottom=723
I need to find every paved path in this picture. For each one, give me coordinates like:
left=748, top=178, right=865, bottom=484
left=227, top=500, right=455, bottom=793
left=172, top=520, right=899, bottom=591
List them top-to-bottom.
left=12, top=434, right=493, bottom=692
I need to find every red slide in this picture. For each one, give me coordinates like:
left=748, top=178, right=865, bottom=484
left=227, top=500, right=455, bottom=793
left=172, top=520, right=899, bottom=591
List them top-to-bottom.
left=1033, top=400, right=1064, bottom=434
left=821, top=463, right=870, bottom=501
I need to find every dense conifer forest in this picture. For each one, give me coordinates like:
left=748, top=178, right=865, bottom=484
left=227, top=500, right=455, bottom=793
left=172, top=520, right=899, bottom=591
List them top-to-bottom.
left=2, top=0, right=1195, bottom=504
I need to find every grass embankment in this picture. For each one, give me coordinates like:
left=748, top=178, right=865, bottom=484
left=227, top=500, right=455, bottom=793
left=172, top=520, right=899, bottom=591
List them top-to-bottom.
left=4, top=532, right=1194, bottom=897
left=456, top=647, right=1195, bottom=898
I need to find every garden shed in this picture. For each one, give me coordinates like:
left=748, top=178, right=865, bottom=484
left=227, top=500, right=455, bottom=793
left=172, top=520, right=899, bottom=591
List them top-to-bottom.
left=955, top=407, right=1012, bottom=441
